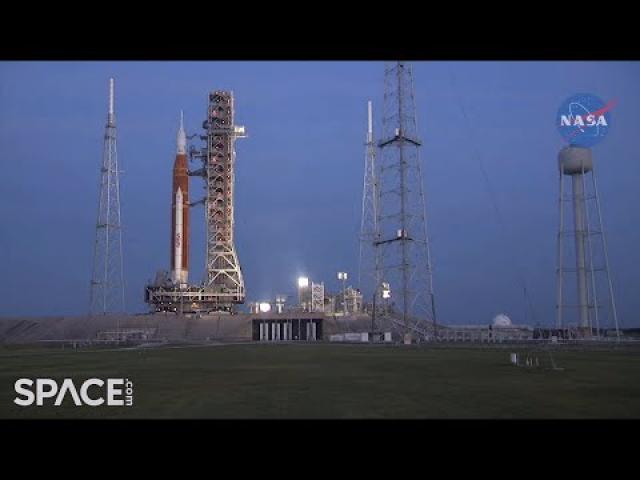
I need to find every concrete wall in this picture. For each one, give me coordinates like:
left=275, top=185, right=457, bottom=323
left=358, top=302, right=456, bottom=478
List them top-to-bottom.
left=0, top=313, right=375, bottom=344
left=0, top=314, right=249, bottom=344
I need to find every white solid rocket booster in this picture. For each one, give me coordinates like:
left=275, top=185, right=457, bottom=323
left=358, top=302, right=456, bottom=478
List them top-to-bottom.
left=174, top=187, right=184, bottom=284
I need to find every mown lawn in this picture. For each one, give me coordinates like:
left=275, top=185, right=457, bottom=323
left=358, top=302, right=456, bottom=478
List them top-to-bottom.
left=1, top=343, right=639, bottom=418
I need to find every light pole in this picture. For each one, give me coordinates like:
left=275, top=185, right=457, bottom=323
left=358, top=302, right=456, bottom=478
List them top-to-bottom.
left=338, top=272, right=348, bottom=316
left=297, top=276, right=309, bottom=312
left=275, top=295, right=286, bottom=314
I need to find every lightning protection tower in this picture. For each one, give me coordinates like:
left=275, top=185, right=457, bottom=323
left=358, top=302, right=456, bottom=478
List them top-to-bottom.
left=375, top=62, right=436, bottom=342
left=89, top=78, right=125, bottom=315
left=359, top=100, right=381, bottom=303
left=556, top=145, right=619, bottom=338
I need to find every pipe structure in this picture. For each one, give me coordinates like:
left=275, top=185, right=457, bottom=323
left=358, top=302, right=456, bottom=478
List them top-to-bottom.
left=558, top=145, right=594, bottom=335
left=571, top=174, right=590, bottom=328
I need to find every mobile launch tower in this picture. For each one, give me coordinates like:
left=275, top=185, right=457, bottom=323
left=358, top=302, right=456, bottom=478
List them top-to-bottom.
left=191, top=91, right=246, bottom=307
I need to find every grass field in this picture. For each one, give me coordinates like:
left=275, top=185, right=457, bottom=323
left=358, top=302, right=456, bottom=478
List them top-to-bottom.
left=1, top=343, right=639, bottom=418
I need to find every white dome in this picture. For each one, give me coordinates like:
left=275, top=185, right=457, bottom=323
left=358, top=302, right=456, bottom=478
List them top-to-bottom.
left=493, top=314, right=512, bottom=327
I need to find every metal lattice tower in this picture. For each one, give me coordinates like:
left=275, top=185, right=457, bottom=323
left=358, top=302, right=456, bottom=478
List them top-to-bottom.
left=375, top=62, right=436, bottom=340
left=89, top=78, right=125, bottom=315
left=190, top=91, right=246, bottom=309
left=358, top=100, right=381, bottom=302
left=556, top=145, right=619, bottom=339
left=311, top=282, right=325, bottom=313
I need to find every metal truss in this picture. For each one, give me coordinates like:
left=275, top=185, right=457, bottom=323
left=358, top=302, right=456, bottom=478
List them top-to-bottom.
left=375, top=62, right=437, bottom=339
left=89, top=78, right=125, bottom=315
left=190, top=91, right=246, bottom=308
left=358, top=100, right=382, bottom=304
left=556, top=149, right=619, bottom=339
left=311, top=282, right=325, bottom=313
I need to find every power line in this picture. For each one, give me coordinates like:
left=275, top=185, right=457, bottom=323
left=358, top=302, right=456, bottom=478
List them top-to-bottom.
left=446, top=65, right=537, bottom=325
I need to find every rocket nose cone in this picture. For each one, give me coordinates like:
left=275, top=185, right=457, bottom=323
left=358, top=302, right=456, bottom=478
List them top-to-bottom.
left=177, top=111, right=187, bottom=154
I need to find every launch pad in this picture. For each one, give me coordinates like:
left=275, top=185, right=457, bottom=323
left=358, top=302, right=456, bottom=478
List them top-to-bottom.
left=145, top=90, right=246, bottom=314
left=144, top=284, right=237, bottom=313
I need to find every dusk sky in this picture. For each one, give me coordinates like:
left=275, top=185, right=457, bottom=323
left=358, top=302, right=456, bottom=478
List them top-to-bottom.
left=1, top=61, right=638, bottom=327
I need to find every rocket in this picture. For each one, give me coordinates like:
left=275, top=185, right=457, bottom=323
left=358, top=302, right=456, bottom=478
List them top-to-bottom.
left=171, top=111, right=189, bottom=286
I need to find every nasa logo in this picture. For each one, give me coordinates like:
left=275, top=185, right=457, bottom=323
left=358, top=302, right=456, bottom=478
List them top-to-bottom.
left=556, top=93, right=615, bottom=147
left=13, top=378, right=134, bottom=407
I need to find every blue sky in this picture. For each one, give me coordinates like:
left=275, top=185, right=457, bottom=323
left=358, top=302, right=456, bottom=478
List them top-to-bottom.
left=0, top=61, right=638, bottom=327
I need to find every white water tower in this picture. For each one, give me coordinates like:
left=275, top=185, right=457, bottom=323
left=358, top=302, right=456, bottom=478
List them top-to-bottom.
left=556, top=145, right=619, bottom=338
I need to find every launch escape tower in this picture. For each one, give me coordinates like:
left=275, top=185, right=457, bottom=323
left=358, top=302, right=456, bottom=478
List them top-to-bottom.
left=372, top=62, right=437, bottom=341
left=89, top=78, right=125, bottom=315
left=145, top=90, right=246, bottom=314
left=556, top=145, right=619, bottom=338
